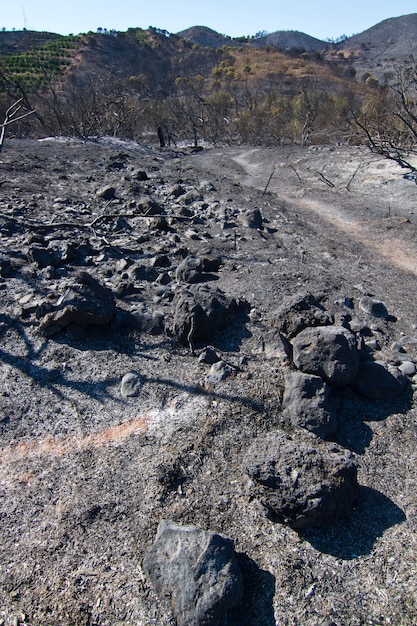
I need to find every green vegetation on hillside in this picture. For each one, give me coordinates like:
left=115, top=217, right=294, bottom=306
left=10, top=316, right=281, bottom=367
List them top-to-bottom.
left=1, top=25, right=414, bottom=158
left=0, top=33, right=81, bottom=90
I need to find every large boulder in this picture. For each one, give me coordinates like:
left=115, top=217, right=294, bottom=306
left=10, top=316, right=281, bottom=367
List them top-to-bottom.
left=169, top=285, right=248, bottom=345
left=292, top=325, right=360, bottom=386
left=282, top=372, right=338, bottom=438
left=243, top=430, right=358, bottom=529
left=143, top=520, right=243, bottom=626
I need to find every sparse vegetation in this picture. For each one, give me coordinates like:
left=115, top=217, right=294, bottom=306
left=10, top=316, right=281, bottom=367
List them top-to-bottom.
left=0, top=18, right=416, bottom=154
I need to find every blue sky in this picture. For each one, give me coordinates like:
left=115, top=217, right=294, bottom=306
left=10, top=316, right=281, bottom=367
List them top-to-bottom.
left=1, top=1, right=416, bottom=41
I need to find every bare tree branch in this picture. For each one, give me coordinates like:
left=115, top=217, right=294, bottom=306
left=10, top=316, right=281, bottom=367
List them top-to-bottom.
left=0, top=98, right=36, bottom=153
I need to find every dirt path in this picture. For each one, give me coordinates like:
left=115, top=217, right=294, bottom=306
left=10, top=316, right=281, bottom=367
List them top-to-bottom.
left=211, top=147, right=417, bottom=276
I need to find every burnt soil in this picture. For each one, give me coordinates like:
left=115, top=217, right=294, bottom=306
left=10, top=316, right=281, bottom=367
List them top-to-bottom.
left=0, top=137, right=416, bottom=626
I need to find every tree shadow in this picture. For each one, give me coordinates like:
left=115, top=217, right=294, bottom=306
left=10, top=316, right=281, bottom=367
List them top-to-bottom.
left=0, top=311, right=263, bottom=417
left=0, top=345, right=121, bottom=404
left=299, top=486, right=406, bottom=560
left=227, top=553, right=276, bottom=626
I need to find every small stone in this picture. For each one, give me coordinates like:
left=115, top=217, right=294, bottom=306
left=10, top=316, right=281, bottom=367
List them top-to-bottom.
left=132, top=169, right=148, bottom=181
left=96, top=185, right=116, bottom=200
left=239, top=208, right=263, bottom=229
left=399, top=335, right=417, bottom=347
left=365, top=339, right=381, bottom=351
left=391, top=341, right=405, bottom=352
left=198, top=346, right=221, bottom=364
left=205, top=360, right=235, bottom=385
left=398, top=361, right=416, bottom=376
left=120, top=371, right=142, bottom=397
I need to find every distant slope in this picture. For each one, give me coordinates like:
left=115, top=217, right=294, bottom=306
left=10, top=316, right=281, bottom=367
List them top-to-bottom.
left=331, top=13, right=417, bottom=80
left=344, top=13, right=417, bottom=50
left=176, top=25, right=327, bottom=52
left=176, top=26, right=237, bottom=48
left=255, top=30, right=327, bottom=52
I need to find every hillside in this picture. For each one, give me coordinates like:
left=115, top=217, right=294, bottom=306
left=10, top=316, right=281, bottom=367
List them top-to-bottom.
left=329, top=13, right=417, bottom=80
left=0, top=14, right=416, bottom=147
left=176, top=25, right=238, bottom=48
left=0, top=26, right=360, bottom=146
left=254, top=30, right=326, bottom=52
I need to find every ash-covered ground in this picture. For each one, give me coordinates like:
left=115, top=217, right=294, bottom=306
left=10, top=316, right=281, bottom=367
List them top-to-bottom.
left=0, top=137, right=416, bottom=625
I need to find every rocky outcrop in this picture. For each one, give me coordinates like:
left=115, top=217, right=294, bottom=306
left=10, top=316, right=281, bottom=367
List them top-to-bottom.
left=38, top=271, right=115, bottom=336
left=169, top=284, right=248, bottom=346
left=243, top=431, right=359, bottom=528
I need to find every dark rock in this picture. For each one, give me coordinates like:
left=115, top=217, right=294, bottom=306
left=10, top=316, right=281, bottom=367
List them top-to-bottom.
left=132, top=169, right=149, bottom=181
left=198, top=180, right=216, bottom=193
left=170, top=183, right=186, bottom=197
left=96, top=185, right=116, bottom=200
left=178, top=189, right=203, bottom=205
left=138, top=197, right=162, bottom=216
left=239, top=208, right=263, bottom=229
left=150, top=215, right=170, bottom=231
left=28, top=245, right=61, bottom=268
left=151, top=254, right=171, bottom=268
left=176, top=256, right=204, bottom=283
left=201, top=256, right=222, bottom=273
left=129, top=263, right=158, bottom=283
left=38, top=271, right=115, bottom=335
left=155, top=272, right=172, bottom=286
left=169, top=285, right=248, bottom=345
left=274, top=291, right=333, bottom=338
left=334, top=296, right=354, bottom=309
left=359, top=296, right=389, bottom=319
left=139, top=310, right=165, bottom=335
left=292, top=325, right=360, bottom=386
left=255, top=329, right=292, bottom=362
left=198, top=346, right=221, bottom=364
left=205, top=360, right=236, bottom=385
left=351, top=361, right=408, bottom=399
left=283, top=372, right=338, bottom=438
left=243, top=430, right=358, bottom=529
left=143, top=519, right=243, bottom=626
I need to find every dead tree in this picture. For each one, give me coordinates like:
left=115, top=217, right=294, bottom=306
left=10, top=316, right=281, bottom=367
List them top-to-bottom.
left=352, top=56, right=417, bottom=175
left=0, top=98, right=36, bottom=153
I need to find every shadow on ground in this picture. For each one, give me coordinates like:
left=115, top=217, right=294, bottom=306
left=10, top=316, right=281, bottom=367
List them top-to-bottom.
left=330, top=387, right=414, bottom=454
left=299, top=486, right=406, bottom=559
left=228, top=554, right=276, bottom=626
